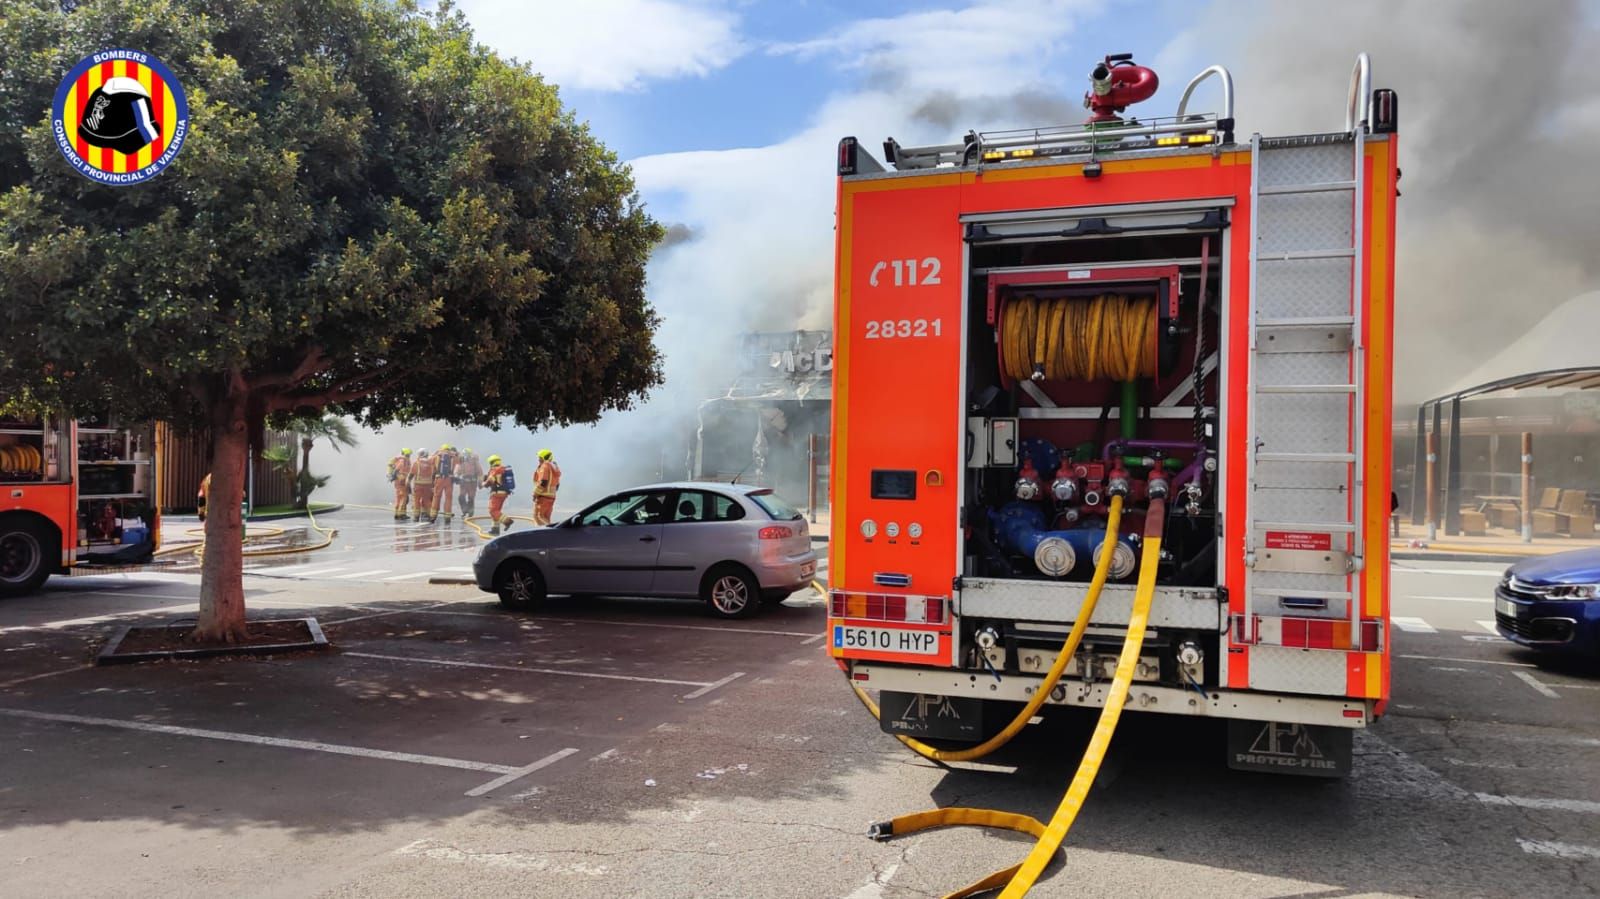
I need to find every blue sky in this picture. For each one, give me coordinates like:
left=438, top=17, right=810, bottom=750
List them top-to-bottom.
left=462, top=0, right=1207, bottom=161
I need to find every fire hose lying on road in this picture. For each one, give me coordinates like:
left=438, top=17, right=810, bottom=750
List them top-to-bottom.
left=850, top=497, right=1165, bottom=897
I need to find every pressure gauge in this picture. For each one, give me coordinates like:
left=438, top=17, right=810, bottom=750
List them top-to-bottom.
left=860, top=519, right=878, bottom=539
left=886, top=522, right=901, bottom=538
left=908, top=523, right=924, bottom=540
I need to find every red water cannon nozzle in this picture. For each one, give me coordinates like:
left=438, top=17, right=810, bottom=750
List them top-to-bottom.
left=1084, top=53, right=1159, bottom=125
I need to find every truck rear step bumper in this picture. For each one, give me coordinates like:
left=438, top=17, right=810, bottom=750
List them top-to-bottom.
left=853, top=662, right=1372, bottom=728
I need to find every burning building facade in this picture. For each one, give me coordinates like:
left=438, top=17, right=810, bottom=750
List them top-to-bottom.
left=691, top=330, right=831, bottom=510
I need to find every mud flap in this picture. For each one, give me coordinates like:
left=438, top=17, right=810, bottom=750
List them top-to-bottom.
left=878, top=691, right=986, bottom=742
left=1227, top=720, right=1352, bottom=778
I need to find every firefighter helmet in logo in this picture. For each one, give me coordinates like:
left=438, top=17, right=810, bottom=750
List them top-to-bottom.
left=52, top=49, right=189, bottom=185
left=79, top=76, right=161, bottom=154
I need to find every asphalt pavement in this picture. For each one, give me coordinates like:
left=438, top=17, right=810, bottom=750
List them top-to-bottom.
left=0, top=507, right=1594, bottom=898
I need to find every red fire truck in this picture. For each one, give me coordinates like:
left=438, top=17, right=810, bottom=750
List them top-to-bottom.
left=829, top=54, right=1398, bottom=776
left=0, top=414, right=161, bottom=596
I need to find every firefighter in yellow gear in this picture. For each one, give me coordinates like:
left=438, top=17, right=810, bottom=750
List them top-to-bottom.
left=432, top=443, right=460, bottom=523
left=532, top=448, right=561, bottom=526
left=387, top=449, right=413, bottom=520
left=410, top=449, right=437, bottom=523
left=456, top=449, right=484, bottom=518
left=483, top=454, right=515, bottom=535
left=197, top=472, right=213, bottom=522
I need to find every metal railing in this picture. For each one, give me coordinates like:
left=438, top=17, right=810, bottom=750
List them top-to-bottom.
left=884, top=62, right=1235, bottom=171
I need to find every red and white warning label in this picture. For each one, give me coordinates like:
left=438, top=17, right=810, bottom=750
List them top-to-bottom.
left=1264, top=531, right=1334, bottom=551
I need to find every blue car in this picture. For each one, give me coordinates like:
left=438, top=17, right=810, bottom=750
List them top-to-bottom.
left=1495, top=548, right=1600, bottom=657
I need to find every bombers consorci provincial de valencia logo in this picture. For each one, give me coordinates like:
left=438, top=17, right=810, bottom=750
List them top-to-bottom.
left=52, top=49, right=189, bottom=185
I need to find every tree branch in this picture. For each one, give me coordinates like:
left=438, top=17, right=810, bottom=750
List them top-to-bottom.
left=248, top=346, right=331, bottom=391
left=265, top=361, right=413, bottom=413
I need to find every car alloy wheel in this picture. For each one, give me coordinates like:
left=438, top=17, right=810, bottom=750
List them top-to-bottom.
left=496, top=560, right=544, bottom=610
left=507, top=570, right=536, bottom=604
left=711, top=575, right=750, bottom=615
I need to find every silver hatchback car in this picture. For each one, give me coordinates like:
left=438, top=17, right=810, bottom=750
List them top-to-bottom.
left=473, top=482, right=818, bottom=618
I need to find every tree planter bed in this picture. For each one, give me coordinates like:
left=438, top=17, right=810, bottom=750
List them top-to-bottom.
left=97, top=618, right=329, bottom=665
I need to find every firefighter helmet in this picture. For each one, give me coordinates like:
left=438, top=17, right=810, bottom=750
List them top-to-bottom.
left=78, top=76, right=162, bottom=154
left=400, top=448, right=411, bottom=456
left=538, top=448, right=553, bottom=460
left=488, top=454, right=502, bottom=466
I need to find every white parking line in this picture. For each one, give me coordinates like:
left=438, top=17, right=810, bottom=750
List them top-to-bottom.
left=279, top=566, right=349, bottom=577
left=1394, top=568, right=1505, bottom=577
left=333, top=569, right=392, bottom=580
left=382, top=571, right=440, bottom=581
left=75, top=590, right=198, bottom=601
left=1407, top=595, right=1492, bottom=604
left=0, top=603, right=196, bottom=635
left=320, top=603, right=450, bottom=626
left=536, top=617, right=816, bottom=639
left=1391, top=617, right=1437, bottom=634
left=1475, top=620, right=1498, bottom=634
left=801, top=633, right=826, bottom=645
left=343, top=651, right=712, bottom=687
left=1396, top=653, right=1535, bottom=668
left=0, top=665, right=91, bottom=690
left=1512, top=670, right=1561, bottom=699
left=683, top=672, right=745, bottom=700
left=0, top=707, right=519, bottom=775
left=1466, top=732, right=1600, bottom=749
left=464, top=747, right=580, bottom=797
left=1478, top=793, right=1600, bottom=815
left=1518, top=839, right=1600, bottom=860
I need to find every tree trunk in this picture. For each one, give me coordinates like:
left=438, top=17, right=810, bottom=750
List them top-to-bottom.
left=195, top=398, right=250, bottom=643
left=296, top=437, right=314, bottom=509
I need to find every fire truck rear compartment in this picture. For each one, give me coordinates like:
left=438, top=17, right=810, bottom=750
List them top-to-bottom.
left=961, top=206, right=1225, bottom=693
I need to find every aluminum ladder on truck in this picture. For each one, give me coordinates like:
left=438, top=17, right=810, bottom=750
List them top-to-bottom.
left=1240, top=82, right=1372, bottom=692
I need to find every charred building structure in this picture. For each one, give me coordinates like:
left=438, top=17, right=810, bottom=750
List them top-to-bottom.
left=691, top=330, right=831, bottom=510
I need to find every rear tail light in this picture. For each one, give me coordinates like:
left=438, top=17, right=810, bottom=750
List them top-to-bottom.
left=759, top=526, right=795, bottom=540
left=830, top=591, right=948, bottom=625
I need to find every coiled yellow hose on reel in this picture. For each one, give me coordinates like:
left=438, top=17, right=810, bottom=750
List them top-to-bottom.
left=1000, top=293, right=1157, bottom=383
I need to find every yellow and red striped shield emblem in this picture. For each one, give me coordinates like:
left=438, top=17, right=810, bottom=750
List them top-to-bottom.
left=52, top=49, right=189, bottom=185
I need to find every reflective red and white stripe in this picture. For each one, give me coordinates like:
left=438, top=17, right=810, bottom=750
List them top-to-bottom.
left=830, top=591, right=948, bottom=625
left=1233, top=614, right=1382, bottom=651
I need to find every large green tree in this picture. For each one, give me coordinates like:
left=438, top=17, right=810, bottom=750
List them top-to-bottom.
left=0, top=0, right=663, bottom=640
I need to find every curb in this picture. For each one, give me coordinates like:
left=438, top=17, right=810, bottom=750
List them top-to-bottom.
left=247, top=504, right=344, bottom=522
left=1391, top=551, right=1523, bottom=564
left=428, top=577, right=475, bottom=586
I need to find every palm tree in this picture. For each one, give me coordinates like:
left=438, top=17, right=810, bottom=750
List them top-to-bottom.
left=262, top=414, right=360, bottom=509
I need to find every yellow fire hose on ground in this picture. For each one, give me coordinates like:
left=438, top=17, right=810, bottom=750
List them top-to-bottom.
left=853, top=496, right=1166, bottom=898
left=154, top=504, right=338, bottom=560
left=463, top=514, right=539, bottom=540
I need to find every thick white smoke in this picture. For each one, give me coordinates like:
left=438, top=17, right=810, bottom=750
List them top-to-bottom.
left=322, top=0, right=1597, bottom=512
left=1163, top=0, right=1599, bottom=400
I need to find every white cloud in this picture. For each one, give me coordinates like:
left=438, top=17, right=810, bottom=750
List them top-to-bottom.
left=457, top=0, right=745, bottom=91
left=772, top=0, right=1094, bottom=95
left=330, top=2, right=1116, bottom=504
